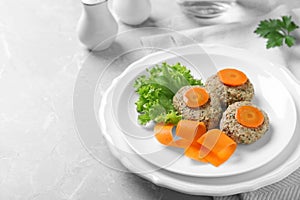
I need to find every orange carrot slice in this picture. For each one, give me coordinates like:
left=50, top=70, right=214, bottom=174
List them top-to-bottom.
left=217, top=68, right=248, bottom=86
left=184, top=87, right=210, bottom=108
left=236, top=105, right=264, bottom=128
left=154, top=120, right=207, bottom=163
left=154, top=120, right=207, bottom=148
left=176, top=120, right=206, bottom=141
left=176, top=120, right=207, bottom=162
left=154, top=122, right=191, bottom=148
left=154, top=122, right=237, bottom=166
left=154, top=123, right=174, bottom=146
left=197, top=129, right=237, bottom=167
left=185, top=142, right=208, bottom=163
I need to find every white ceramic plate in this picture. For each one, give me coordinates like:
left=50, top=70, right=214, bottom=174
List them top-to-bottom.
left=98, top=45, right=300, bottom=195
left=108, top=45, right=297, bottom=177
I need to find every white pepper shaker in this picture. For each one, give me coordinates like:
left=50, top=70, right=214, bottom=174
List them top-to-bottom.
left=77, top=0, right=118, bottom=51
left=113, top=0, right=151, bottom=26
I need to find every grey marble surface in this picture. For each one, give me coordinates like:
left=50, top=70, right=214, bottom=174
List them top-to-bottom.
left=0, top=0, right=213, bottom=199
left=1, top=0, right=299, bottom=199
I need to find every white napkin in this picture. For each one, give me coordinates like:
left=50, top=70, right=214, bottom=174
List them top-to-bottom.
left=140, top=3, right=300, bottom=199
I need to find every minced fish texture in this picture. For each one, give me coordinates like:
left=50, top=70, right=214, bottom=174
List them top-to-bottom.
left=205, top=74, right=254, bottom=108
left=173, top=86, right=222, bottom=129
left=220, top=101, right=269, bottom=144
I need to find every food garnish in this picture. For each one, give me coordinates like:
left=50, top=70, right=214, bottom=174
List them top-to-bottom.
left=254, top=16, right=299, bottom=48
left=134, top=62, right=203, bottom=125
left=217, top=68, right=248, bottom=86
left=184, top=87, right=210, bottom=108
left=236, top=105, right=265, bottom=128
left=154, top=120, right=237, bottom=167
left=154, top=120, right=206, bottom=149
left=176, top=120, right=207, bottom=141
left=196, top=129, right=237, bottom=167
left=185, top=142, right=208, bottom=163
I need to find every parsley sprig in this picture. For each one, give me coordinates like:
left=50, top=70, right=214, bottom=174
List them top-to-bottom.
left=254, top=16, right=299, bottom=48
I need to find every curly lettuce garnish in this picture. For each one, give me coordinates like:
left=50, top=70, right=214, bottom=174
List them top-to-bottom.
left=134, top=62, right=203, bottom=125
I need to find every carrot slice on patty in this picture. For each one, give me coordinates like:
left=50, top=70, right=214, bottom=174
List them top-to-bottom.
left=218, top=68, right=248, bottom=86
left=184, top=87, right=210, bottom=108
left=236, top=105, right=264, bottom=128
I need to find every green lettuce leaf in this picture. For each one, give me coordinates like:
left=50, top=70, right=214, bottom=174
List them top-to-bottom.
left=134, top=62, right=203, bottom=125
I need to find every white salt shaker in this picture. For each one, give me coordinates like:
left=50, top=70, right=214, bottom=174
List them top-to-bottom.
left=77, top=0, right=118, bottom=51
left=113, top=0, right=151, bottom=26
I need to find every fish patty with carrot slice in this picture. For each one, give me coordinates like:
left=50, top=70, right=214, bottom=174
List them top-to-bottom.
left=205, top=68, right=254, bottom=108
left=173, top=86, right=222, bottom=129
left=220, top=101, right=269, bottom=144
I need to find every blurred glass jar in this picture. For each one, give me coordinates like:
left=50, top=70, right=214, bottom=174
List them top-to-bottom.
left=177, top=0, right=236, bottom=18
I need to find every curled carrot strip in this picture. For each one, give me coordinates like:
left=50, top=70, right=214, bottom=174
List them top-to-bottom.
left=154, top=120, right=206, bottom=158
left=154, top=120, right=206, bottom=148
left=176, top=120, right=206, bottom=141
left=176, top=120, right=207, bottom=162
left=154, top=122, right=237, bottom=167
left=154, top=123, right=190, bottom=148
left=154, top=123, right=174, bottom=146
left=197, top=129, right=237, bottom=167
left=184, top=142, right=208, bottom=163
